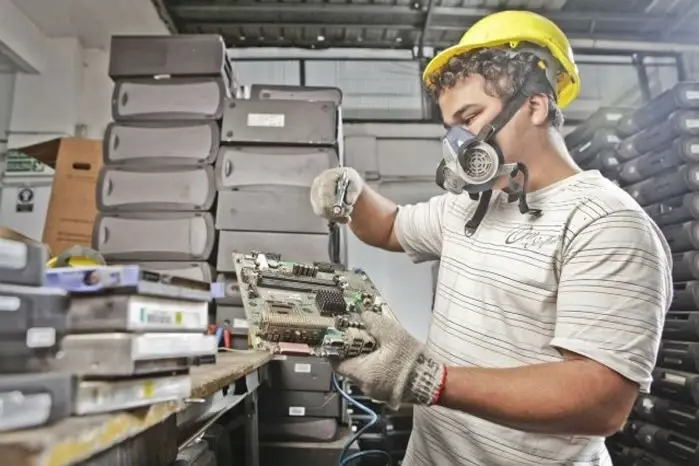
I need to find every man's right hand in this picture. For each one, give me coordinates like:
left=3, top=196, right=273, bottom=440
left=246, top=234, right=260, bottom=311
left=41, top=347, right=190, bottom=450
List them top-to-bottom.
left=310, top=167, right=364, bottom=224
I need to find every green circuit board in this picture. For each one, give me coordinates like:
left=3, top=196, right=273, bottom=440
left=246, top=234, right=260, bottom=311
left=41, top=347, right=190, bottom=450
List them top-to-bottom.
left=233, top=251, right=393, bottom=359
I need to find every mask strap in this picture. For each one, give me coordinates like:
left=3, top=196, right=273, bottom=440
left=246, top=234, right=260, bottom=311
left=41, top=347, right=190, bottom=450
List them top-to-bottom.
left=477, top=69, right=552, bottom=143
left=475, top=89, right=531, bottom=143
left=435, top=159, right=447, bottom=189
left=515, top=163, right=542, bottom=217
left=464, top=189, right=493, bottom=235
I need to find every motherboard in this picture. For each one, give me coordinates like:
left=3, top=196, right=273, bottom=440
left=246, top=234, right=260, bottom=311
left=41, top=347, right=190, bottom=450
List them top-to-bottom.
left=233, top=251, right=393, bottom=359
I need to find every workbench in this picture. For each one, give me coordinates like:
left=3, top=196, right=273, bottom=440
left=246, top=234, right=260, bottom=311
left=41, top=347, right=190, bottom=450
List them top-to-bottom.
left=0, top=351, right=272, bottom=466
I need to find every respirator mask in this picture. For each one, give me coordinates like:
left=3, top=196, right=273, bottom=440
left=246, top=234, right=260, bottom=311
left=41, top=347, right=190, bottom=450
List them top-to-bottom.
left=436, top=72, right=547, bottom=234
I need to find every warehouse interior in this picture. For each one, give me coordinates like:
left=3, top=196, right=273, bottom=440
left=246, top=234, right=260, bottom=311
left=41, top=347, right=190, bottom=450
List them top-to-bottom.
left=1, top=0, right=699, bottom=465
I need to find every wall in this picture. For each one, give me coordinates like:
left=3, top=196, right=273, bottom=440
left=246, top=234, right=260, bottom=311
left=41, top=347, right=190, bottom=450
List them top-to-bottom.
left=0, top=0, right=167, bottom=240
left=8, top=37, right=83, bottom=148
left=0, top=39, right=113, bottom=240
left=7, top=39, right=112, bottom=148
left=78, top=47, right=113, bottom=139
left=305, top=60, right=424, bottom=120
left=0, top=72, right=15, bottom=150
left=347, top=233, right=434, bottom=342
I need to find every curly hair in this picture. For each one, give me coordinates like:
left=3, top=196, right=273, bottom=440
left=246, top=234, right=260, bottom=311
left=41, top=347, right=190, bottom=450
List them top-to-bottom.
left=425, top=48, right=564, bottom=129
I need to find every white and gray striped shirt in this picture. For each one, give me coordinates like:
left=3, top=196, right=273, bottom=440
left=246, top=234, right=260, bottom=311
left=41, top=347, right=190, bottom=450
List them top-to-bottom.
left=393, top=170, right=672, bottom=466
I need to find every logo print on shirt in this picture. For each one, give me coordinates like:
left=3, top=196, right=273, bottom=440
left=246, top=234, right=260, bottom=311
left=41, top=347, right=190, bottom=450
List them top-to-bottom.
left=504, top=226, right=560, bottom=250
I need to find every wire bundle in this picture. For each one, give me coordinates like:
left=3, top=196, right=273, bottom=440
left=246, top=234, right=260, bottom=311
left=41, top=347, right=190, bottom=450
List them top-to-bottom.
left=332, top=372, right=393, bottom=466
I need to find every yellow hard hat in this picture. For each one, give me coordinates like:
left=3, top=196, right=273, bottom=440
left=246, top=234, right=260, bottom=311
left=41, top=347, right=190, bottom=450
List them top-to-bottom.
left=422, top=10, right=580, bottom=109
left=46, top=245, right=106, bottom=268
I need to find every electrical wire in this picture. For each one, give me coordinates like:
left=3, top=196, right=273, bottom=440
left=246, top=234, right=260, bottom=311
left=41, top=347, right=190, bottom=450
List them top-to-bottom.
left=332, top=372, right=393, bottom=466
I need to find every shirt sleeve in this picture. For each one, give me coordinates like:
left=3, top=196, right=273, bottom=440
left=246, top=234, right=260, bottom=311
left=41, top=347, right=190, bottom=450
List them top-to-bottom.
left=393, top=194, right=452, bottom=263
left=551, top=210, right=672, bottom=392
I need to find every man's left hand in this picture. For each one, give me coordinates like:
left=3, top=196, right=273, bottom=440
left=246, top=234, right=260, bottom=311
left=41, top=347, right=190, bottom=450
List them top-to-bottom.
left=333, top=312, right=447, bottom=410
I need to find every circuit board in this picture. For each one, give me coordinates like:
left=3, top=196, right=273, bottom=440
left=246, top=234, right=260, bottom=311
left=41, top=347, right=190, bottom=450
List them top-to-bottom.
left=233, top=251, right=393, bottom=359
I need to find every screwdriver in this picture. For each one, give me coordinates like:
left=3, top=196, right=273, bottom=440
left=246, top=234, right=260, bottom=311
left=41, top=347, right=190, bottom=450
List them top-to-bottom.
left=332, top=170, right=351, bottom=216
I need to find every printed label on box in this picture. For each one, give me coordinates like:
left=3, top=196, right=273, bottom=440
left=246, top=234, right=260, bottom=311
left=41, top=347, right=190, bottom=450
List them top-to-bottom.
left=247, top=113, right=285, bottom=128
left=294, top=363, right=312, bottom=374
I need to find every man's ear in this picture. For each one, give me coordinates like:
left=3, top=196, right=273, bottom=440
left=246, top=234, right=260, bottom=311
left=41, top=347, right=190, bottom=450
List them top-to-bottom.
left=527, top=93, right=550, bottom=126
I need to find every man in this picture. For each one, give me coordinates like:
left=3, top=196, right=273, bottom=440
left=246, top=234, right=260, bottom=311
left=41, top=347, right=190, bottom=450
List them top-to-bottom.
left=310, top=10, right=673, bottom=466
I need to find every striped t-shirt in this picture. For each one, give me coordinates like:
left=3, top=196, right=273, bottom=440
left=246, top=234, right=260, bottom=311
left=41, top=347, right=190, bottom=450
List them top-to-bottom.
left=393, top=170, right=672, bottom=466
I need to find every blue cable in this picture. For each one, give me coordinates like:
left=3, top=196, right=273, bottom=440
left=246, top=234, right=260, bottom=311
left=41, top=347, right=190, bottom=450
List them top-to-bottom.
left=332, top=372, right=393, bottom=466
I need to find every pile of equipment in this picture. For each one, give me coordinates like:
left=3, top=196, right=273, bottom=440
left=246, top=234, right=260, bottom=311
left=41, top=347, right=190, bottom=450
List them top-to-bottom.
left=93, top=34, right=235, bottom=283
left=593, top=81, right=699, bottom=466
left=212, top=84, right=343, bottom=349
left=564, top=106, right=631, bottom=182
left=0, top=236, right=216, bottom=432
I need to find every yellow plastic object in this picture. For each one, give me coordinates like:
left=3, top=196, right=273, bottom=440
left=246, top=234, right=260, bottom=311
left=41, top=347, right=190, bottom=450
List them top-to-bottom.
left=422, top=10, right=580, bottom=109
left=46, top=245, right=107, bottom=268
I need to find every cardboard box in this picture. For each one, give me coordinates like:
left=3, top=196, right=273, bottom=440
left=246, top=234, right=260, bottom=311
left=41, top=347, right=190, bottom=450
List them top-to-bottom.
left=15, top=138, right=102, bottom=255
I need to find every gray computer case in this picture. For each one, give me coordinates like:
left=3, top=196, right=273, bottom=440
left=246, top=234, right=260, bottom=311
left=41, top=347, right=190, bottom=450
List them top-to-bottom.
left=109, top=34, right=235, bottom=94
left=112, top=78, right=227, bottom=121
left=221, top=99, right=338, bottom=146
left=103, top=121, right=220, bottom=166
left=215, top=146, right=337, bottom=189
left=97, top=165, right=216, bottom=212
left=215, top=187, right=327, bottom=233
left=92, top=212, right=215, bottom=262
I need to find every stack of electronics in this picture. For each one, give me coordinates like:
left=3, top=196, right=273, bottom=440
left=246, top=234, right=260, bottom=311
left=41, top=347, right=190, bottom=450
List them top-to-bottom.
left=92, top=34, right=236, bottom=284
left=603, top=81, right=699, bottom=466
left=212, top=85, right=343, bottom=349
left=564, top=106, right=632, bottom=182
left=0, top=237, right=218, bottom=433
left=0, top=238, right=72, bottom=432
left=231, top=251, right=401, bottom=465
left=43, top=263, right=217, bottom=415
left=259, top=356, right=343, bottom=441
left=346, top=382, right=414, bottom=466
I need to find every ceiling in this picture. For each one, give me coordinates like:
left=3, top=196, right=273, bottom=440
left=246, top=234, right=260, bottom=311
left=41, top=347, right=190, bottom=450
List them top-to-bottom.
left=10, top=0, right=169, bottom=49
left=156, top=0, right=699, bottom=52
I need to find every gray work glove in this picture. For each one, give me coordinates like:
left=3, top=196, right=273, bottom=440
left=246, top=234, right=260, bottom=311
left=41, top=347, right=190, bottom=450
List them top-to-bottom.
left=310, top=167, right=364, bottom=224
left=334, top=312, right=447, bottom=410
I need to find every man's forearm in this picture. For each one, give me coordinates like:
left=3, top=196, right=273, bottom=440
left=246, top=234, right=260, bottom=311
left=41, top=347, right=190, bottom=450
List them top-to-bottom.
left=349, top=185, right=402, bottom=251
left=437, top=360, right=636, bottom=436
